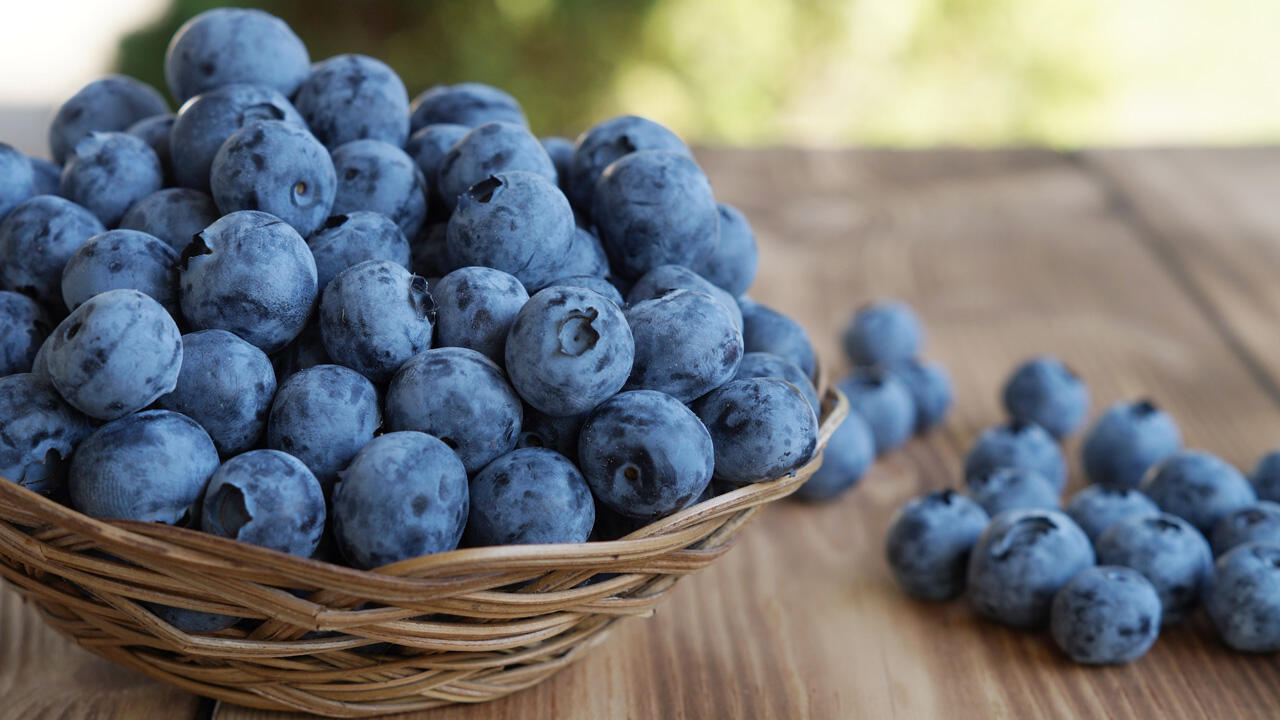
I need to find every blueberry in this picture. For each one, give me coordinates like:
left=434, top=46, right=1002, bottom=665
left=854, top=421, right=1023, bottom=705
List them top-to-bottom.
left=164, top=8, right=310, bottom=102
left=293, top=54, right=409, bottom=149
left=48, top=75, right=168, bottom=165
left=169, top=83, right=306, bottom=191
left=409, top=83, right=527, bottom=131
left=125, top=113, right=176, bottom=184
left=567, top=115, right=690, bottom=213
left=210, top=120, right=337, bottom=238
left=436, top=122, right=556, bottom=210
left=404, top=123, right=469, bottom=211
left=60, top=132, right=163, bottom=227
left=540, top=136, right=574, bottom=189
left=330, top=139, right=428, bottom=239
left=0, top=143, right=35, bottom=221
left=26, top=157, right=62, bottom=197
left=446, top=173, right=574, bottom=291
left=119, top=188, right=220, bottom=253
left=0, top=195, right=105, bottom=309
left=694, top=203, right=758, bottom=297
left=179, top=210, right=318, bottom=354
left=307, top=212, right=411, bottom=291
left=409, top=222, right=455, bottom=279
left=556, top=226, right=613, bottom=281
left=60, top=229, right=179, bottom=316
left=319, top=260, right=434, bottom=383
left=627, top=264, right=743, bottom=332
left=432, top=266, right=529, bottom=363
left=545, top=276, right=624, bottom=307
left=504, top=286, right=634, bottom=417
left=45, top=289, right=181, bottom=420
left=625, top=290, right=743, bottom=402
left=0, top=291, right=48, bottom=377
left=740, top=298, right=818, bottom=380
left=841, top=299, right=923, bottom=367
left=155, top=330, right=276, bottom=457
left=385, top=347, right=522, bottom=474
left=734, top=352, right=820, bottom=416
left=1001, top=356, right=1089, bottom=439
left=887, top=359, right=953, bottom=432
left=267, top=364, right=379, bottom=493
left=836, top=368, right=916, bottom=456
left=0, top=374, right=93, bottom=497
left=693, top=378, right=818, bottom=485
left=580, top=390, right=714, bottom=519
left=1082, top=399, right=1182, bottom=488
left=517, top=404, right=585, bottom=462
left=69, top=409, right=218, bottom=524
left=793, top=411, right=874, bottom=502
left=964, top=420, right=1066, bottom=493
left=332, top=431, right=469, bottom=568
left=466, top=448, right=594, bottom=545
left=201, top=449, right=325, bottom=557
left=1142, top=450, right=1256, bottom=535
left=1251, top=450, right=1280, bottom=503
left=965, top=467, right=1060, bottom=517
left=1065, top=485, right=1160, bottom=543
left=885, top=489, right=989, bottom=601
left=1211, top=502, right=1280, bottom=557
left=966, top=509, right=1095, bottom=628
left=1096, top=512, right=1212, bottom=625
left=1205, top=542, right=1280, bottom=652
left=1051, top=566, right=1161, bottom=664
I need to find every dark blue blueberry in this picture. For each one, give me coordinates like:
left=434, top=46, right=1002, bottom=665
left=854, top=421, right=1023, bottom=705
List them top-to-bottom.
left=164, top=8, right=310, bottom=102
left=293, top=54, right=409, bottom=149
left=48, top=75, right=168, bottom=165
left=169, top=83, right=306, bottom=191
left=409, top=83, right=527, bottom=131
left=125, top=113, right=176, bottom=184
left=567, top=115, right=689, bottom=213
left=210, top=120, right=337, bottom=238
left=436, top=122, right=557, bottom=210
left=405, top=123, right=469, bottom=213
left=60, top=132, right=163, bottom=227
left=540, top=136, right=574, bottom=190
left=330, top=139, right=428, bottom=239
left=0, top=143, right=35, bottom=221
left=592, top=150, right=717, bottom=280
left=26, top=157, right=61, bottom=197
left=445, top=171, right=574, bottom=290
left=119, top=188, right=220, bottom=253
left=0, top=195, right=106, bottom=309
left=694, top=203, right=758, bottom=297
left=179, top=210, right=318, bottom=354
left=306, top=212, right=410, bottom=291
left=409, top=222, right=456, bottom=279
left=555, top=226, right=612, bottom=281
left=60, top=229, right=179, bottom=315
left=319, top=260, right=434, bottom=383
left=627, top=264, right=743, bottom=332
left=432, top=266, right=529, bottom=363
left=546, top=276, right=624, bottom=307
left=504, top=286, right=634, bottom=417
left=45, top=289, right=182, bottom=420
left=625, top=290, right=743, bottom=402
left=0, top=291, right=48, bottom=377
left=740, top=298, right=818, bottom=379
left=841, top=299, right=922, bottom=367
left=155, top=330, right=276, bottom=457
left=386, top=347, right=522, bottom=474
left=734, top=351, right=819, bottom=416
left=1002, top=356, right=1089, bottom=439
left=887, top=358, right=952, bottom=432
left=267, top=364, right=379, bottom=493
left=836, top=368, right=916, bottom=456
left=0, top=374, right=93, bottom=497
left=693, top=378, right=818, bottom=486
left=580, top=390, right=714, bottom=519
left=1082, top=398, right=1182, bottom=488
left=517, top=404, right=584, bottom=462
left=69, top=409, right=218, bottom=524
left=794, top=411, right=873, bottom=502
left=963, top=420, right=1067, bottom=493
left=332, top=431, right=469, bottom=568
left=466, top=447, right=594, bottom=545
left=201, top=449, right=325, bottom=557
left=1251, top=449, right=1280, bottom=503
left=1142, top=450, right=1256, bottom=535
left=965, top=467, right=1061, bottom=518
left=1065, top=485, right=1159, bottom=543
left=885, top=489, right=989, bottom=600
left=1212, top=502, right=1280, bottom=557
left=966, top=509, right=1095, bottom=628
left=1096, top=512, right=1212, bottom=625
left=1205, top=542, right=1280, bottom=652
left=1050, top=566, right=1161, bottom=664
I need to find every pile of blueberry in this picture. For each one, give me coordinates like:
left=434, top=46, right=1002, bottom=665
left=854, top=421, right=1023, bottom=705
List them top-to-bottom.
left=0, top=8, right=828, bottom=629
left=886, top=355, right=1280, bottom=663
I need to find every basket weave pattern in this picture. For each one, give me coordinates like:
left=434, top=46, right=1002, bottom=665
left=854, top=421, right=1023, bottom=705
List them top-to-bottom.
left=0, top=388, right=847, bottom=717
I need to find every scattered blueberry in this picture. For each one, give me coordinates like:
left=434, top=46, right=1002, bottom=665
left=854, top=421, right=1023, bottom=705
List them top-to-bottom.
left=165, top=8, right=310, bottom=102
left=292, top=54, right=409, bottom=149
left=48, top=75, right=168, bottom=165
left=169, top=83, right=306, bottom=191
left=409, top=83, right=527, bottom=131
left=567, top=115, right=689, bottom=212
left=436, top=121, right=556, bottom=210
left=60, top=132, right=163, bottom=227
left=330, top=139, right=428, bottom=239
left=118, top=188, right=220, bottom=253
left=0, top=195, right=105, bottom=309
left=694, top=203, right=758, bottom=297
left=306, top=212, right=411, bottom=291
left=60, top=229, right=179, bottom=315
left=319, top=260, right=435, bottom=383
left=432, top=266, right=529, bottom=363
left=625, top=290, right=744, bottom=402
left=0, top=291, right=48, bottom=377
left=740, top=298, right=818, bottom=380
left=842, top=299, right=922, bottom=368
left=734, top=351, right=820, bottom=417
left=1002, top=356, right=1089, bottom=439
left=887, top=358, right=953, bottom=432
left=267, top=364, right=380, bottom=493
left=837, top=368, right=916, bottom=455
left=0, top=374, right=93, bottom=497
left=693, top=378, right=818, bottom=485
left=1082, top=399, right=1182, bottom=489
left=793, top=411, right=874, bottom=502
left=963, top=420, right=1067, bottom=493
left=466, top=447, right=594, bottom=545
left=201, top=449, right=325, bottom=557
left=1141, top=450, right=1257, bottom=535
left=965, top=467, right=1061, bottom=518
left=1065, top=485, right=1160, bottom=543
left=885, top=489, right=990, bottom=601
left=1211, top=502, right=1280, bottom=557
left=1095, top=512, right=1213, bottom=625
left=1205, top=542, right=1280, bottom=652
left=1050, top=566, right=1162, bottom=664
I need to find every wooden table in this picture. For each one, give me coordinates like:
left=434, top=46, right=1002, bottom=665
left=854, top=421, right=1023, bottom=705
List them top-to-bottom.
left=5, top=148, right=1280, bottom=719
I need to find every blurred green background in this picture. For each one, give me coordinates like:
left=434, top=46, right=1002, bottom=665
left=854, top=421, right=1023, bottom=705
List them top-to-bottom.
left=117, top=0, right=1280, bottom=147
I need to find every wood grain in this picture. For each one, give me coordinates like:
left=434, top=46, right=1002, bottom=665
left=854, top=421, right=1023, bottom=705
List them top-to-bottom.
left=6, top=148, right=1280, bottom=719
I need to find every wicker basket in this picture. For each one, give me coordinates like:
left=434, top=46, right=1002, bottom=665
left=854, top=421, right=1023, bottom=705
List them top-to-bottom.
left=0, top=386, right=847, bottom=717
